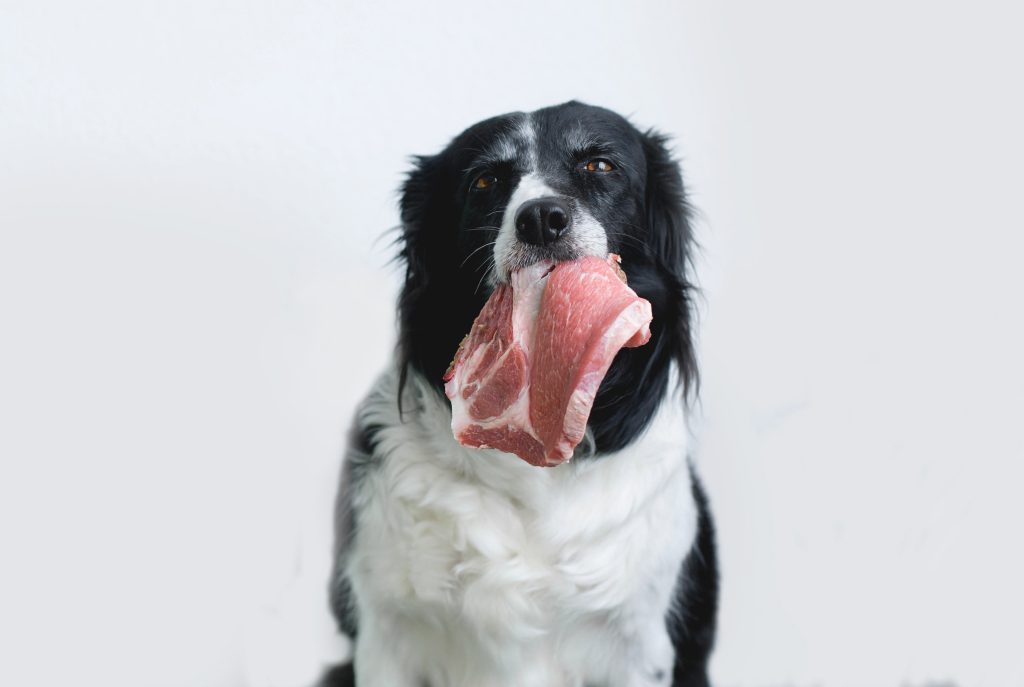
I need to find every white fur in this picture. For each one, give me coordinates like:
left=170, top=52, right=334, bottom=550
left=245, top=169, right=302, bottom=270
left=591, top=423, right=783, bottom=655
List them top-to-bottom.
left=520, top=114, right=540, bottom=171
left=344, top=365, right=697, bottom=687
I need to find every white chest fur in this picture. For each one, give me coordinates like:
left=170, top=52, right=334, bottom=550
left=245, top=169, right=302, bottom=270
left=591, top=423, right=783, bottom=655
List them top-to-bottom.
left=344, top=368, right=697, bottom=687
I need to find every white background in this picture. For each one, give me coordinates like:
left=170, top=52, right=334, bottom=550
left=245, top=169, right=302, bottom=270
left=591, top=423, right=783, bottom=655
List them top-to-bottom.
left=2, top=2, right=1022, bottom=686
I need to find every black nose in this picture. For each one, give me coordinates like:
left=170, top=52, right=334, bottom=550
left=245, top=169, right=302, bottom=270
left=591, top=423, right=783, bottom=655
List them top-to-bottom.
left=514, top=197, right=571, bottom=246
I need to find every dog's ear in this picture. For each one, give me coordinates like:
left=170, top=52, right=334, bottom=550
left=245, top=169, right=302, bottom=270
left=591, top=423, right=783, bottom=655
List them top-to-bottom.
left=641, top=130, right=699, bottom=397
left=642, top=130, right=694, bottom=276
left=395, top=152, right=478, bottom=410
left=396, top=154, right=444, bottom=409
left=398, top=154, right=444, bottom=285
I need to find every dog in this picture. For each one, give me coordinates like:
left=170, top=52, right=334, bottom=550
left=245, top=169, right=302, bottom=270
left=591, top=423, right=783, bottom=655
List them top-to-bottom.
left=324, top=101, right=717, bottom=687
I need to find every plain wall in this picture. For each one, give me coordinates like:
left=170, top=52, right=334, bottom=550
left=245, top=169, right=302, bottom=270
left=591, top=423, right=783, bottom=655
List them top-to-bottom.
left=2, top=1, right=1022, bottom=686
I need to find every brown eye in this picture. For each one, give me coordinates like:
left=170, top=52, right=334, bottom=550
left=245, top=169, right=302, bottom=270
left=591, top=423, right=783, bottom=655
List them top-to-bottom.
left=584, top=159, right=615, bottom=173
left=473, top=173, right=498, bottom=190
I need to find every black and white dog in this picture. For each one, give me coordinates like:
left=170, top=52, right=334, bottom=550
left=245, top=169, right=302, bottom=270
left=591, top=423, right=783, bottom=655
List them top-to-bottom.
left=325, top=101, right=717, bottom=687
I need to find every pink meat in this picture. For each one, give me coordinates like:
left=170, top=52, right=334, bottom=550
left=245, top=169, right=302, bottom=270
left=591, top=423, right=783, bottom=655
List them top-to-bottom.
left=443, top=254, right=652, bottom=467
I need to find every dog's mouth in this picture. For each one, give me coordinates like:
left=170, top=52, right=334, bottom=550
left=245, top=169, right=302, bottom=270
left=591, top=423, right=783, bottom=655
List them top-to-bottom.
left=491, top=231, right=609, bottom=287
left=495, top=246, right=578, bottom=286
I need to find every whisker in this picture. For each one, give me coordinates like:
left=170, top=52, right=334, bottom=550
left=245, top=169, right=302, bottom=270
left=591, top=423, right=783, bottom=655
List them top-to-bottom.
left=605, top=230, right=646, bottom=250
left=460, top=241, right=497, bottom=269
left=472, top=252, right=495, bottom=273
left=475, top=258, right=496, bottom=295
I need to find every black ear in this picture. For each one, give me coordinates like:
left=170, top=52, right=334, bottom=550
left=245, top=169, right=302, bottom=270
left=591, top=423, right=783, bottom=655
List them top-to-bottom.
left=641, top=130, right=699, bottom=397
left=395, top=153, right=483, bottom=409
left=396, top=154, right=443, bottom=408
left=397, top=154, right=443, bottom=305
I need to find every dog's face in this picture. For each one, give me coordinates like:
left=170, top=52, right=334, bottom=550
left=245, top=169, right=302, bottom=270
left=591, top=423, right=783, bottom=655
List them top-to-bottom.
left=398, top=101, right=696, bottom=454
left=456, top=105, right=647, bottom=284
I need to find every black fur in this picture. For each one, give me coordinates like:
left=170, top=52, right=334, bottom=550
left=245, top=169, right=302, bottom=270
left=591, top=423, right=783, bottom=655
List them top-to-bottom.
left=667, top=466, right=720, bottom=687
left=318, top=662, right=355, bottom=687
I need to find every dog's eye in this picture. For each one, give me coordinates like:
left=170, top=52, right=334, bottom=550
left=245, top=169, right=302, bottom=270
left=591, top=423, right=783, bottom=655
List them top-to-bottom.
left=583, top=159, right=615, bottom=173
left=472, top=173, right=498, bottom=190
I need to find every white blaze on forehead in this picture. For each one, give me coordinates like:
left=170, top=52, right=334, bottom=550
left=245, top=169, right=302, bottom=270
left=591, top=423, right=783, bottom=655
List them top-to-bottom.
left=519, top=114, right=539, bottom=170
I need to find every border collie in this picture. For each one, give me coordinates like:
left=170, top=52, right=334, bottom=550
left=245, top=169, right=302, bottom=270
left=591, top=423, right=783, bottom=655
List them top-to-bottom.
left=324, top=101, right=717, bottom=687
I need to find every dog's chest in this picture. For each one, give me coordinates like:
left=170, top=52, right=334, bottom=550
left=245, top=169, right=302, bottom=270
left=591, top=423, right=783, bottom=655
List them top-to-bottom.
left=344, top=377, right=698, bottom=685
left=350, top=386, right=694, bottom=641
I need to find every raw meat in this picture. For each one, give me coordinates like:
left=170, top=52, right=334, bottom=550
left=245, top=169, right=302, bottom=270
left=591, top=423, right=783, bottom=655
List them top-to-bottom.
left=443, top=254, right=652, bottom=467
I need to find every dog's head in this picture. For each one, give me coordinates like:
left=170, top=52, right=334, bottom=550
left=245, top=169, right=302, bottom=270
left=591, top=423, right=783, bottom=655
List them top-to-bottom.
left=396, top=101, right=697, bottom=453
